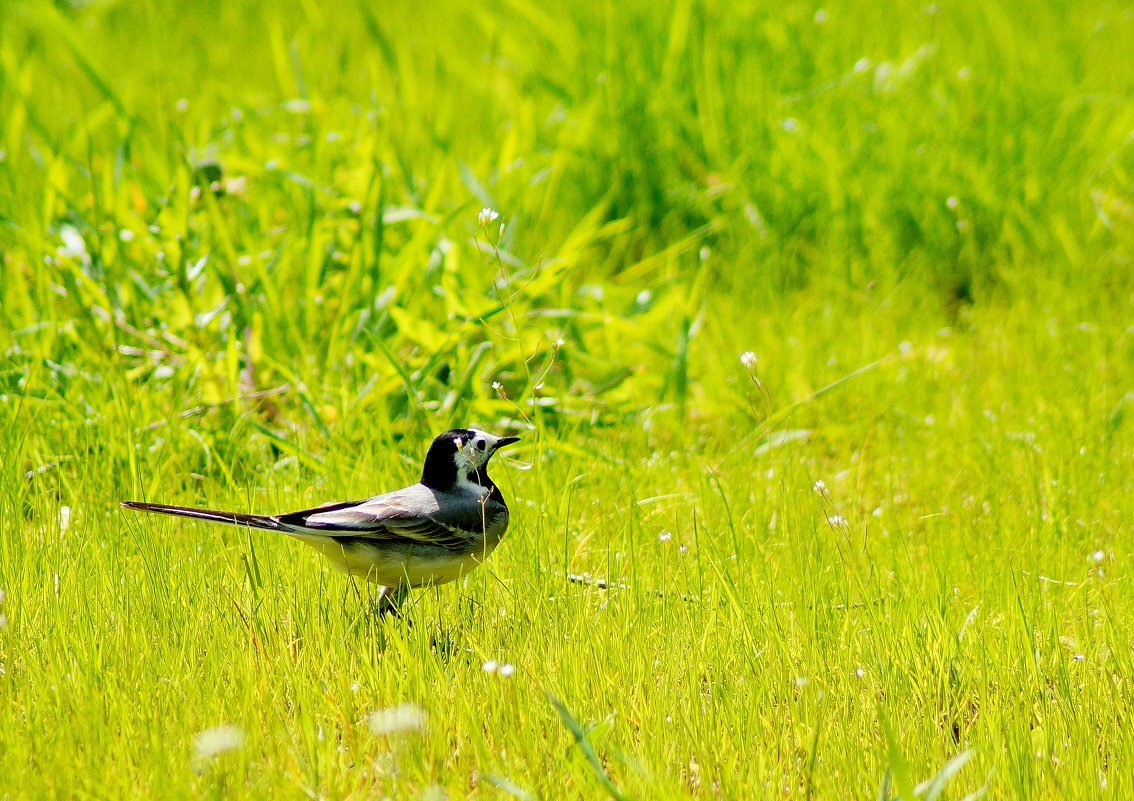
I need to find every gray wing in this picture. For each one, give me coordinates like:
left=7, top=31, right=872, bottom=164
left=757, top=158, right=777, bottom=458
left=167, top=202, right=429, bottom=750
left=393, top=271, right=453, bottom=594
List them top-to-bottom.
left=274, top=484, right=483, bottom=552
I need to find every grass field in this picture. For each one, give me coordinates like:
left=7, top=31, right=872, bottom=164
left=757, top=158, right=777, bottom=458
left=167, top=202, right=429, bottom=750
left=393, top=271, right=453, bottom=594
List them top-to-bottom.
left=2, top=0, right=1133, bottom=798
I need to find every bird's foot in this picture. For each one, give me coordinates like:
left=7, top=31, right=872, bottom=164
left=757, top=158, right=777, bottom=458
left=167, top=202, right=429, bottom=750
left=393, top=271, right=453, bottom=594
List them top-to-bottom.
left=371, top=585, right=410, bottom=618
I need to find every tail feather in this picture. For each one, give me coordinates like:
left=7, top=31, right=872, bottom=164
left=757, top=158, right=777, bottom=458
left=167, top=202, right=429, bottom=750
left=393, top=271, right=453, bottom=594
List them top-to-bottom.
left=120, top=501, right=284, bottom=532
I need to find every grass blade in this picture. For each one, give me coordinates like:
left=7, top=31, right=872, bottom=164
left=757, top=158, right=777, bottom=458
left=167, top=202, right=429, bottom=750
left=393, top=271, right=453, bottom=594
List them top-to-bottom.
left=546, top=691, right=632, bottom=801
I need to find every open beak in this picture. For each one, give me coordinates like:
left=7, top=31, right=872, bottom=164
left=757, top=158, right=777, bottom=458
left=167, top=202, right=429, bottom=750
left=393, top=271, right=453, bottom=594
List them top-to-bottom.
left=494, top=436, right=521, bottom=449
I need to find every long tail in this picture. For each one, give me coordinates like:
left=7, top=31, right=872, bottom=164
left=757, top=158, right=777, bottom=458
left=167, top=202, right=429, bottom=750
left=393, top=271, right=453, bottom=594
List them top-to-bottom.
left=120, top=501, right=286, bottom=532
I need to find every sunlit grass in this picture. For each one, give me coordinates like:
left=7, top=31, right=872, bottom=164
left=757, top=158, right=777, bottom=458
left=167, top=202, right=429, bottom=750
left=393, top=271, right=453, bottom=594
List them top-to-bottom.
left=1, top=0, right=1133, bottom=798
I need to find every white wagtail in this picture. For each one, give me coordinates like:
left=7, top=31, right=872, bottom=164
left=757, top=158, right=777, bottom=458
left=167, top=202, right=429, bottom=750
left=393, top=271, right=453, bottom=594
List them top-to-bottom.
left=122, top=428, right=519, bottom=614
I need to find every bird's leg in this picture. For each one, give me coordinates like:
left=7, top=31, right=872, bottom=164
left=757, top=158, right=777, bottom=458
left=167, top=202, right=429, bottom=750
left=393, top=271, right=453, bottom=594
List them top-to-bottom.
left=373, top=584, right=410, bottom=617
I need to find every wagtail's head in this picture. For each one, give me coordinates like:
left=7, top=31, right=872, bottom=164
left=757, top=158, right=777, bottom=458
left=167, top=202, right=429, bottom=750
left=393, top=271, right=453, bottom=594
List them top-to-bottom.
left=421, top=428, right=520, bottom=491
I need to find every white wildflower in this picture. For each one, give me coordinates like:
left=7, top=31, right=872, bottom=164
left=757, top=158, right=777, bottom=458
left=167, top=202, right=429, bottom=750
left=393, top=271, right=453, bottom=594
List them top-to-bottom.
left=477, top=208, right=500, bottom=227
left=58, top=226, right=88, bottom=262
left=740, top=351, right=758, bottom=371
left=813, top=480, right=828, bottom=496
left=59, top=506, right=71, bottom=532
left=829, top=515, right=849, bottom=528
left=658, top=531, right=672, bottom=543
left=1091, top=550, right=1105, bottom=563
left=482, top=660, right=499, bottom=674
left=498, top=663, right=516, bottom=678
left=368, top=703, right=427, bottom=735
left=194, top=725, right=245, bottom=760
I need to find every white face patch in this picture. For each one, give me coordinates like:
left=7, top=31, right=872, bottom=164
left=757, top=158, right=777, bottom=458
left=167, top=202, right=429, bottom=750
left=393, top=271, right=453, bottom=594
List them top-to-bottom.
left=451, top=429, right=500, bottom=493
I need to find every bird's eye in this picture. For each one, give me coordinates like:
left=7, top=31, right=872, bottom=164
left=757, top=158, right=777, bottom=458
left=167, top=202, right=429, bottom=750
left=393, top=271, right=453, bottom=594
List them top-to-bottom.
left=476, top=439, right=487, bottom=451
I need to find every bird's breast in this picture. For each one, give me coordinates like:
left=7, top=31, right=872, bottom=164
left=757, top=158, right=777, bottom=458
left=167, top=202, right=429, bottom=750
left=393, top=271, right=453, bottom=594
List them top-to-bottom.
left=482, top=503, right=510, bottom=542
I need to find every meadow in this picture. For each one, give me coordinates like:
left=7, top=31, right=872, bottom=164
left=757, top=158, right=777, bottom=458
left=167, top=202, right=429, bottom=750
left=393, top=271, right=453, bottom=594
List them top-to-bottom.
left=1, top=0, right=1133, bottom=798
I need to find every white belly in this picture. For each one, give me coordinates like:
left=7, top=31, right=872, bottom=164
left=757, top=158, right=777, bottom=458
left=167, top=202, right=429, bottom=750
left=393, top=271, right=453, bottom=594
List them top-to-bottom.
left=299, top=536, right=500, bottom=587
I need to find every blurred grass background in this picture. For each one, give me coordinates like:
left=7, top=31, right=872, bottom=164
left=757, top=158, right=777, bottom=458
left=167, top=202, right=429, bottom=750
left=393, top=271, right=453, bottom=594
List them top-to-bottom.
left=1, top=0, right=1133, bottom=798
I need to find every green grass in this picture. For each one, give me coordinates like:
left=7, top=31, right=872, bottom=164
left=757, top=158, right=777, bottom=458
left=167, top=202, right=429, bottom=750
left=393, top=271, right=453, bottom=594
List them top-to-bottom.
left=2, top=0, right=1133, bottom=797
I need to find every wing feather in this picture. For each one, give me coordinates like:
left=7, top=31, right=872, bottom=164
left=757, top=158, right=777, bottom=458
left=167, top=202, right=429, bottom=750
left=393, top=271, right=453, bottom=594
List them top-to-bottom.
left=273, top=487, right=482, bottom=552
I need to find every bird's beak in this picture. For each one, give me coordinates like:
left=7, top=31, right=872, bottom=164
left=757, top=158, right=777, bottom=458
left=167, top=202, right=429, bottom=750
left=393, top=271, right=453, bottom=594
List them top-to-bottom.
left=494, top=436, right=521, bottom=449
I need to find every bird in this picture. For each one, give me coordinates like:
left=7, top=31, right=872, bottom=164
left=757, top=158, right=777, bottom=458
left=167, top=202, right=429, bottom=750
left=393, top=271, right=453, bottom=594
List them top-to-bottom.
left=122, top=428, right=520, bottom=614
